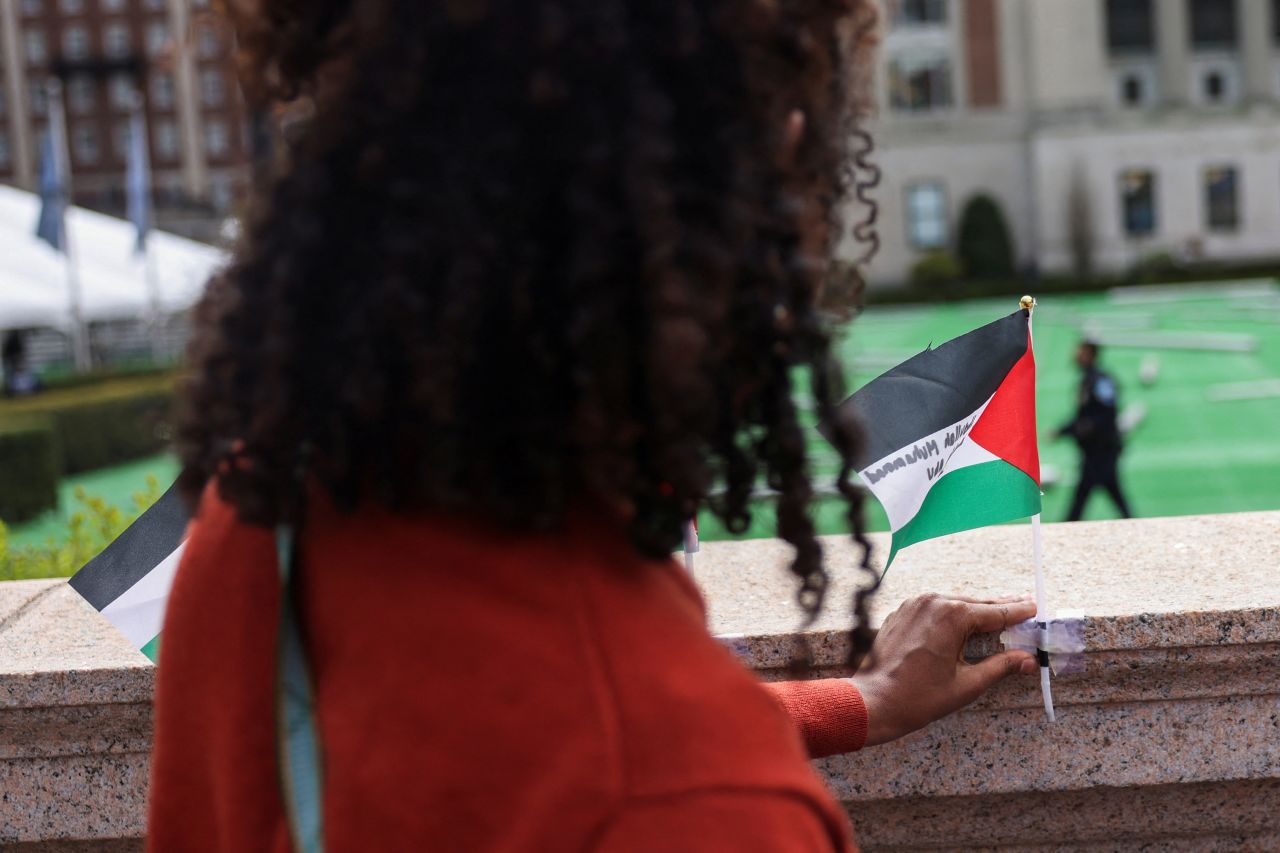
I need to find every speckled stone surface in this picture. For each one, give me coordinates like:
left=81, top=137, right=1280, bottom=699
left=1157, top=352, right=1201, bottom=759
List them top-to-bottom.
left=2, top=512, right=1278, bottom=850
left=691, top=512, right=1280, bottom=852
left=0, top=582, right=152, bottom=847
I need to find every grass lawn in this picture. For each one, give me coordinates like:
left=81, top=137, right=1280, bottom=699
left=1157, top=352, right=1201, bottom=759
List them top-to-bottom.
left=9, top=281, right=1280, bottom=554
left=699, top=281, right=1280, bottom=541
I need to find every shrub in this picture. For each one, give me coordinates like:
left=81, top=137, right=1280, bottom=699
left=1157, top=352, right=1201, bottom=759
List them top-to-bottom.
left=957, top=194, right=1015, bottom=280
left=909, top=250, right=965, bottom=296
left=0, top=374, right=177, bottom=474
left=0, top=420, right=60, bottom=524
left=0, top=478, right=163, bottom=581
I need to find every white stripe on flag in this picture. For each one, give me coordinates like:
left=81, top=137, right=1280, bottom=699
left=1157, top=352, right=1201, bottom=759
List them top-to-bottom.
left=857, top=394, right=997, bottom=531
left=99, top=541, right=185, bottom=648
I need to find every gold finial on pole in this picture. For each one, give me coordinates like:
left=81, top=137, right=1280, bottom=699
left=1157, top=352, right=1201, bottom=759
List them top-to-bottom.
left=1020, top=295, right=1036, bottom=313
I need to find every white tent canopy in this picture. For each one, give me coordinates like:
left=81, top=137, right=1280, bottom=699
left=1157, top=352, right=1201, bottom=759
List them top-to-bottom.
left=0, top=184, right=228, bottom=332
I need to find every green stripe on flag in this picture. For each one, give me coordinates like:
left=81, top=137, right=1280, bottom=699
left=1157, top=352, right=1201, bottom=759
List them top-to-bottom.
left=888, top=459, right=1041, bottom=567
left=141, top=634, right=161, bottom=663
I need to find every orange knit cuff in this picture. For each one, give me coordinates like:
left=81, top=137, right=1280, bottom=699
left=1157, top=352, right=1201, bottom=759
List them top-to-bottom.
left=762, top=678, right=869, bottom=759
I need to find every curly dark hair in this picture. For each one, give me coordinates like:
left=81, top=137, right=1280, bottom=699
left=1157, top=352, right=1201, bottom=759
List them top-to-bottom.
left=182, top=0, right=882, bottom=662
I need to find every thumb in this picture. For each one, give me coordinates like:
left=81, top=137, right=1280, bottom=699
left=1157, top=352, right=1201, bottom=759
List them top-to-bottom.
left=957, top=650, right=1037, bottom=702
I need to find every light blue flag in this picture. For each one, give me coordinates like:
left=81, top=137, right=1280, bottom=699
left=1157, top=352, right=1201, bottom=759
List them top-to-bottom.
left=125, top=102, right=152, bottom=254
left=35, top=129, right=66, bottom=252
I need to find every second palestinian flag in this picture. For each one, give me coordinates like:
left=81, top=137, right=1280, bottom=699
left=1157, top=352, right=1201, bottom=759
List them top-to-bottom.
left=835, top=308, right=1041, bottom=566
left=68, top=485, right=189, bottom=662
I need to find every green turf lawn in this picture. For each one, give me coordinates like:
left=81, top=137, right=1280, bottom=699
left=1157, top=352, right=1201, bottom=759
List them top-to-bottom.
left=699, top=281, right=1280, bottom=541
left=9, top=282, right=1280, bottom=550
left=7, top=453, right=179, bottom=549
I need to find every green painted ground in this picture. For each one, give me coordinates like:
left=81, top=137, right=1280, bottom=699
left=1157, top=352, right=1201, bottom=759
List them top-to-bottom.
left=10, top=281, right=1280, bottom=551
left=700, top=282, right=1280, bottom=541
left=8, top=453, right=179, bottom=549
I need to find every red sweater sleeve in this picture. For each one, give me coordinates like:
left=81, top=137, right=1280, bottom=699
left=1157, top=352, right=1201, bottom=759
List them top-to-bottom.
left=761, top=679, right=868, bottom=759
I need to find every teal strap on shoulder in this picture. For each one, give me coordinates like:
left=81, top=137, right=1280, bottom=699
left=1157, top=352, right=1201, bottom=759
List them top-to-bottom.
left=276, top=524, right=325, bottom=853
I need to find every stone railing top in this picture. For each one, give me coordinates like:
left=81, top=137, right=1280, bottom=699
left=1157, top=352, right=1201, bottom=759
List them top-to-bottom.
left=1, top=511, right=1276, bottom=705
left=692, top=511, right=1280, bottom=670
left=0, top=579, right=152, bottom=709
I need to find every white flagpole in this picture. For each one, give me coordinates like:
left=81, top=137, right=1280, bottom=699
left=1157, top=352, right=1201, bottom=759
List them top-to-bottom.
left=48, top=78, right=91, bottom=372
left=1022, top=294, right=1056, bottom=723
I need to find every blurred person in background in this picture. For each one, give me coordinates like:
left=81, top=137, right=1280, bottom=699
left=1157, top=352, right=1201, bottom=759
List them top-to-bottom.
left=148, top=1, right=1040, bottom=850
left=2, top=330, right=41, bottom=398
left=1057, top=340, right=1133, bottom=522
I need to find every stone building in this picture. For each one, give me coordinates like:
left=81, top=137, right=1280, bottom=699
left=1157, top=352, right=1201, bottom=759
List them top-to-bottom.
left=0, top=0, right=251, bottom=240
left=851, top=0, right=1280, bottom=287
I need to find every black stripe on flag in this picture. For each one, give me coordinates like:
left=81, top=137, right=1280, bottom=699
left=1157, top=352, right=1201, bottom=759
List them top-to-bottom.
left=832, top=309, right=1030, bottom=468
left=68, top=484, right=190, bottom=612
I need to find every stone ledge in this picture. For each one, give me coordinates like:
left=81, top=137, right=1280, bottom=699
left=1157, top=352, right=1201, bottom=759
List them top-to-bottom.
left=693, top=511, right=1280, bottom=851
left=0, top=512, right=1276, bottom=850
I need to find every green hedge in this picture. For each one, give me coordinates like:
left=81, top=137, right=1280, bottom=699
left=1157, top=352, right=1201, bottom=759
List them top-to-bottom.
left=0, top=374, right=178, bottom=475
left=0, top=420, right=60, bottom=524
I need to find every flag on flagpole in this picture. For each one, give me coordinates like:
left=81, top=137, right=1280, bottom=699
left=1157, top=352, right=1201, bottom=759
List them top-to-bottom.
left=125, top=97, right=153, bottom=254
left=35, top=128, right=67, bottom=251
left=832, top=308, right=1041, bottom=567
left=68, top=486, right=190, bottom=662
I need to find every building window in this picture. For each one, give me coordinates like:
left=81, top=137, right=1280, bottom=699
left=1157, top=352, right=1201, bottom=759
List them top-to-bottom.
left=22, top=0, right=43, bottom=15
left=59, top=0, right=84, bottom=13
left=101, top=0, right=127, bottom=11
left=142, top=0, right=165, bottom=9
left=895, top=0, right=946, bottom=26
left=1107, top=0, right=1155, bottom=53
left=1190, top=0, right=1238, bottom=49
left=146, top=21, right=170, bottom=57
left=104, top=22, right=131, bottom=58
left=62, top=25, right=91, bottom=60
left=197, top=25, right=220, bottom=59
left=25, top=30, right=47, bottom=64
left=889, top=53, right=954, bottom=112
left=200, top=69, right=225, bottom=107
left=151, top=72, right=174, bottom=109
left=109, top=74, right=135, bottom=110
left=1122, top=74, right=1144, bottom=104
left=67, top=76, right=95, bottom=114
left=29, top=81, right=48, bottom=115
left=0, top=88, right=6, bottom=116
left=204, top=119, right=229, bottom=158
left=113, top=120, right=130, bottom=159
left=154, top=120, right=179, bottom=161
left=72, top=125, right=99, bottom=165
left=0, top=134, right=11, bottom=169
left=1205, top=165, right=1240, bottom=231
left=1120, top=169, right=1157, bottom=237
left=905, top=182, right=949, bottom=249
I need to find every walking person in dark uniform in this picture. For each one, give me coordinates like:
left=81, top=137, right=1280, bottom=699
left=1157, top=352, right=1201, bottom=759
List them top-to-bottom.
left=1057, top=340, right=1133, bottom=521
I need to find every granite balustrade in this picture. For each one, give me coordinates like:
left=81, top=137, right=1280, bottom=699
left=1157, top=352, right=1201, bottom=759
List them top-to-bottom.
left=0, top=511, right=1277, bottom=851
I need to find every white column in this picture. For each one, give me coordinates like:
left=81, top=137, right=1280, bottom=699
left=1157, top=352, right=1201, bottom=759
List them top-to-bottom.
left=0, top=0, right=35, bottom=189
left=167, top=0, right=208, bottom=201
left=1157, top=0, right=1191, bottom=106
left=1241, top=0, right=1275, bottom=102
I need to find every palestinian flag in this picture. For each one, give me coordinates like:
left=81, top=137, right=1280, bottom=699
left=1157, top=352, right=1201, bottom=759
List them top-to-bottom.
left=834, top=308, right=1041, bottom=566
left=69, top=485, right=189, bottom=662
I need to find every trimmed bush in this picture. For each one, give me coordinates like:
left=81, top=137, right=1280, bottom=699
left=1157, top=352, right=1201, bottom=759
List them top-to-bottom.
left=957, top=194, right=1015, bottom=280
left=909, top=250, right=964, bottom=296
left=0, top=374, right=177, bottom=475
left=0, top=419, right=60, bottom=524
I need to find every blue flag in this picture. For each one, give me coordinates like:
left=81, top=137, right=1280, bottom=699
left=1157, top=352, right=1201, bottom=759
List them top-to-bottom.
left=125, top=102, right=152, bottom=254
left=35, top=129, right=66, bottom=252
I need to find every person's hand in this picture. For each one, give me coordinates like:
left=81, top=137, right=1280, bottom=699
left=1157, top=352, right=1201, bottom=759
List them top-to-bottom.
left=850, top=593, right=1038, bottom=747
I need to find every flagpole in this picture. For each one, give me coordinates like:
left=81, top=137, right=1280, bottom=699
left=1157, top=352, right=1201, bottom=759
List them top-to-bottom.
left=48, top=78, right=91, bottom=372
left=1021, top=294, right=1056, bottom=723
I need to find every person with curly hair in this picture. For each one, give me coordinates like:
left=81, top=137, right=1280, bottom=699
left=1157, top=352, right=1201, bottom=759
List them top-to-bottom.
left=148, top=1, right=1040, bottom=850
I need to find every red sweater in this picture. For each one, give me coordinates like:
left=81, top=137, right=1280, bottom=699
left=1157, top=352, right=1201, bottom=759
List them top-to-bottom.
left=148, top=492, right=868, bottom=851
